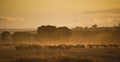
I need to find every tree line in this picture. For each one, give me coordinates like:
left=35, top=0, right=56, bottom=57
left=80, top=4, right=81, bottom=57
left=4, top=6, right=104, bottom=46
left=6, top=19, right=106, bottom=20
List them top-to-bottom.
left=0, top=24, right=120, bottom=43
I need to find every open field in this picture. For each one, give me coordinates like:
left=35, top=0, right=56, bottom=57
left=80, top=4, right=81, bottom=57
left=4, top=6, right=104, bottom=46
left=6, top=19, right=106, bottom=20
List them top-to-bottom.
left=0, top=43, right=120, bottom=62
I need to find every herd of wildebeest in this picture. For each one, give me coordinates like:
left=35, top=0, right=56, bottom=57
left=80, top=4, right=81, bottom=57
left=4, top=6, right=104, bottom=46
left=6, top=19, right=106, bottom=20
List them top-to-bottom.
left=15, top=44, right=120, bottom=50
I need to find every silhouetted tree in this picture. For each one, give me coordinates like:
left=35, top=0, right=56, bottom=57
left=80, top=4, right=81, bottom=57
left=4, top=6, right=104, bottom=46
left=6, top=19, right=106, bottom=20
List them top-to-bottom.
left=92, top=24, right=97, bottom=28
left=36, top=25, right=72, bottom=41
left=37, top=25, right=57, bottom=40
left=37, top=25, right=57, bottom=35
left=84, top=26, right=88, bottom=29
left=57, top=27, right=72, bottom=39
left=72, top=27, right=83, bottom=31
left=1, top=31, right=12, bottom=41
left=12, top=32, right=34, bottom=41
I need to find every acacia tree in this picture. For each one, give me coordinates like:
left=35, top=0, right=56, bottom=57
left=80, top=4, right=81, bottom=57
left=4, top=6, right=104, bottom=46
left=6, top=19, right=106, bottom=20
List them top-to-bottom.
left=36, top=25, right=72, bottom=41
left=37, top=25, right=57, bottom=40
left=57, top=27, right=72, bottom=39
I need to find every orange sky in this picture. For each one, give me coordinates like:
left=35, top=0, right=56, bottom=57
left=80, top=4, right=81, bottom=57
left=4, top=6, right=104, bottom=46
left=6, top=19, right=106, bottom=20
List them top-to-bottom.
left=0, top=0, right=120, bottom=28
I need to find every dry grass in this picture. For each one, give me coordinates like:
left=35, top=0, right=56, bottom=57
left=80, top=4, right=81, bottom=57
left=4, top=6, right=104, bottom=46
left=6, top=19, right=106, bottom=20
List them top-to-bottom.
left=10, top=53, right=103, bottom=62
left=11, top=57, right=103, bottom=62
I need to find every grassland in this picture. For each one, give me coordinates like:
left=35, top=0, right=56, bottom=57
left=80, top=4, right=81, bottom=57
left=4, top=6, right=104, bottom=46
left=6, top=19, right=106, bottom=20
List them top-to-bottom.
left=0, top=43, right=120, bottom=62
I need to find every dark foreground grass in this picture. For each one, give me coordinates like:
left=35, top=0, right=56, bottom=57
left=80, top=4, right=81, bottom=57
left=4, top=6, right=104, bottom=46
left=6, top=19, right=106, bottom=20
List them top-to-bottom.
left=11, top=56, right=103, bottom=62
left=11, top=58, right=99, bottom=62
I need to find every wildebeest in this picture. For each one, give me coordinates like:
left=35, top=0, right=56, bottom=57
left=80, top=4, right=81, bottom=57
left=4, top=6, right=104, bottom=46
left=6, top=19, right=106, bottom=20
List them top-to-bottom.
left=15, top=44, right=120, bottom=50
left=15, top=44, right=42, bottom=50
left=15, top=45, right=28, bottom=50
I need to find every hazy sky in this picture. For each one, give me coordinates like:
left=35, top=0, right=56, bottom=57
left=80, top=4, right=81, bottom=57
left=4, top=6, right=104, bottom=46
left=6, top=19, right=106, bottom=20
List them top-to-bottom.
left=0, top=0, right=120, bottom=28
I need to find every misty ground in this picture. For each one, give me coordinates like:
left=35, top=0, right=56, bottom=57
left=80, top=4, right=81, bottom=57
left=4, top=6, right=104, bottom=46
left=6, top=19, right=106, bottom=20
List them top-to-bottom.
left=0, top=43, right=120, bottom=62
